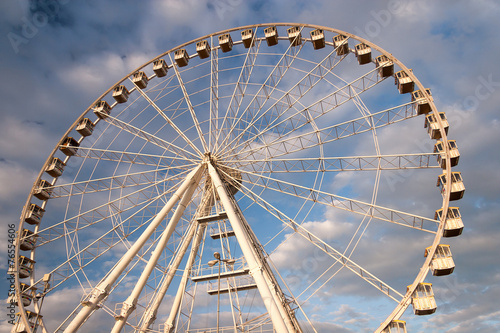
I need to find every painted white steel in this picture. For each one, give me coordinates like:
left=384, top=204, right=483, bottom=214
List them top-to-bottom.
left=208, top=162, right=293, bottom=333
left=63, top=165, right=203, bottom=333
left=110, top=170, right=202, bottom=333
left=138, top=220, right=200, bottom=332
left=164, top=223, right=206, bottom=332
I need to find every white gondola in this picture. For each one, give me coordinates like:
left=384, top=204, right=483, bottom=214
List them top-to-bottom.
left=264, top=26, right=278, bottom=46
left=287, top=26, right=302, bottom=46
left=241, top=29, right=254, bottom=48
left=310, top=29, right=325, bottom=50
left=218, top=33, right=233, bottom=53
left=333, top=34, right=349, bottom=55
left=196, top=40, right=211, bottom=59
left=355, top=43, right=372, bottom=65
left=174, top=49, right=189, bottom=67
left=375, top=54, right=394, bottom=78
left=153, top=59, right=168, bottom=77
left=395, top=70, right=414, bottom=94
left=132, top=71, right=148, bottom=89
left=112, top=85, right=129, bottom=103
left=412, top=88, right=432, bottom=115
left=93, top=100, right=112, bottom=120
left=425, top=112, right=449, bottom=139
left=76, top=118, right=95, bottom=136
left=59, top=137, right=79, bottom=156
left=434, top=140, right=460, bottom=168
left=45, top=157, right=65, bottom=177
left=437, top=171, right=465, bottom=201
left=33, top=179, right=52, bottom=200
left=24, top=204, right=44, bottom=225
left=436, top=207, right=464, bottom=237
left=17, top=229, right=38, bottom=251
left=425, top=244, right=455, bottom=276
left=16, top=256, right=36, bottom=279
left=8, top=283, right=37, bottom=307
left=408, top=283, right=437, bottom=315
left=11, top=310, right=43, bottom=333
left=382, top=320, right=407, bottom=333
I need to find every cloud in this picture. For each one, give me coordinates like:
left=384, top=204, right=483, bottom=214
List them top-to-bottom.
left=0, top=0, right=30, bottom=26
left=1, top=1, right=500, bottom=332
left=0, top=117, right=52, bottom=162
left=424, top=282, right=500, bottom=332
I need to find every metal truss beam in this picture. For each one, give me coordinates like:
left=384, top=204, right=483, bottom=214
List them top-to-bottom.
left=234, top=153, right=439, bottom=173
left=231, top=170, right=438, bottom=233
left=238, top=181, right=404, bottom=302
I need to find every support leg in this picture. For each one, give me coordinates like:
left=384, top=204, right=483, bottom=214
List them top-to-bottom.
left=208, top=163, right=292, bottom=333
left=63, top=165, right=203, bottom=333
left=111, top=170, right=202, bottom=333
left=138, top=221, right=198, bottom=333
left=164, top=222, right=206, bottom=332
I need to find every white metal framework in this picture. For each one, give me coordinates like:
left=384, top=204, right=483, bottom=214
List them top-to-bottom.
left=12, top=24, right=463, bottom=333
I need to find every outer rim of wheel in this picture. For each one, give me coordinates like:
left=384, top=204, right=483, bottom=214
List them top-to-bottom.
left=13, top=22, right=454, bottom=332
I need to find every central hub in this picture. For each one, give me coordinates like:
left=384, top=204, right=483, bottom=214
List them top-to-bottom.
left=203, top=151, right=217, bottom=165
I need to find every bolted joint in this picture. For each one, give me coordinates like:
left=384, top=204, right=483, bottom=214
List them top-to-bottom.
left=248, top=266, right=264, bottom=277
left=82, top=282, right=110, bottom=306
left=117, top=296, right=138, bottom=319
left=141, top=308, right=158, bottom=329
left=164, top=323, right=174, bottom=333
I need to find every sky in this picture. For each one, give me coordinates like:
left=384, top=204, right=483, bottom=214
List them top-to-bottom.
left=1, top=0, right=500, bottom=332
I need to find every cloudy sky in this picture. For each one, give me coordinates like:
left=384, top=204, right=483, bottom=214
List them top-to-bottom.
left=1, top=1, right=500, bottom=332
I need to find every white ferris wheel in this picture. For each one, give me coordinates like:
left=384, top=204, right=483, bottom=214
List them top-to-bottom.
left=10, top=23, right=465, bottom=333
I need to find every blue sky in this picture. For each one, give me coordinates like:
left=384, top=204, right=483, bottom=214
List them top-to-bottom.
left=1, top=1, right=500, bottom=332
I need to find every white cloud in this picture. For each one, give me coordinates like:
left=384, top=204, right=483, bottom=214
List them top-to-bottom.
left=2, top=1, right=500, bottom=332
left=0, top=117, right=52, bottom=162
left=0, top=161, right=36, bottom=204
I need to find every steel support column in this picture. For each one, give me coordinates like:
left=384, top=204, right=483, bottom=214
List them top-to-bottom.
left=207, top=162, right=292, bottom=333
left=63, top=164, right=203, bottom=333
left=111, top=169, right=202, bottom=333
left=138, top=220, right=198, bottom=333
left=164, top=222, right=206, bottom=332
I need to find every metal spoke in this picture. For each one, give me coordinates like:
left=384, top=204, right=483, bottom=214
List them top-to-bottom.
left=13, top=24, right=459, bottom=333
left=215, top=32, right=261, bottom=150
left=213, top=35, right=307, bottom=155
left=209, top=38, right=219, bottom=151
left=221, top=43, right=347, bottom=159
left=167, top=54, right=209, bottom=153
left=222, top=65, right=387, bottom=161
left=131, top=75, right=204, bottom=157
left=228, top=100, right=417, bottom=161
left=96, top=111, right=200, bottom=161
left=73, top=147, right=194, bottom=167
left=231, top=153, right=439, bottom=173
left=46, top=166, right=186, bottom=198
left=233, top=168, right=438, bottom=233
left=34, top=170, right=190, bottom=246
left=235, top=178, right=404, bottom=302
left=28, top=188, right=174, bottom=294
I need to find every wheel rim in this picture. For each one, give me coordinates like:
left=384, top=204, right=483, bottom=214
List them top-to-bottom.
left=12, top=23, right=461, bottom=333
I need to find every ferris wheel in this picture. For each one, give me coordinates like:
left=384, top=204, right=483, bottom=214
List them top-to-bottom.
left=10, top=23, right=465, bottom=333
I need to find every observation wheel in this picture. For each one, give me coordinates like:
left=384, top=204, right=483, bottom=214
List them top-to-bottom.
left=11, top=23, right=464, bottom=333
